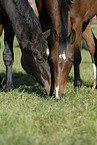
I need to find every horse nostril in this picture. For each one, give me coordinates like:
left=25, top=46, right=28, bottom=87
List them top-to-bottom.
left=67, top=57, right=74, bottom=64
left=69, top=59, right=74, bottom=64
left=60, top=93, right=65, bottom=98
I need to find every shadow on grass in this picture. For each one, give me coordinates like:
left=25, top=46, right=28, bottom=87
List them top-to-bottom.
left=0, top=71, right=47, bottom=97
left=0, top=71, right=94, bottom=97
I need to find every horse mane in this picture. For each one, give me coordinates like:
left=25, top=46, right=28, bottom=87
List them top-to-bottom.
left=12, top=0, right=41, bottom=30
left=12, top=0, right=48, bottom=61
left=59, top=0, right=74, bottom=53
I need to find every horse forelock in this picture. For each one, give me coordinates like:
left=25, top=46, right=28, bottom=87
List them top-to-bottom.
left=59, top=0, right=73, bottom=54
left=64, top=0, right=74, bottom=9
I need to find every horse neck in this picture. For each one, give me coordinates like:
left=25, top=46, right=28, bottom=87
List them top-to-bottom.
left=83, top=0, right=97, bottom=22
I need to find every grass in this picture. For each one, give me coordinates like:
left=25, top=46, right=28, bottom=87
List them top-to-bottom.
left=92, top=27, right=97, bottom=37
left=0, top=32, right=97, bottom=145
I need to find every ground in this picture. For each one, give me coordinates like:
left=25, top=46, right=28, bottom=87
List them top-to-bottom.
left=0, top=27, right=97, bottom=145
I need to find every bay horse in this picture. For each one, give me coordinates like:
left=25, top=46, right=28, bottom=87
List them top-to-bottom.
left=0, top=0, right=51, bottom=94
left=35, top=0, right=76, bottom=99
left=70, top=0, right=97, bottom=89
left=82, top=23, right=97, bottom=89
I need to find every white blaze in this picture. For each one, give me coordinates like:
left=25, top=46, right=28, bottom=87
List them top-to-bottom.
left=59, top=52, right=66, bottom=60
left=55, top=86, right=60, bottom=99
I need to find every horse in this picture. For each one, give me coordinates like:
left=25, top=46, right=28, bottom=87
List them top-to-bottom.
left=0, top=0, right=51, bottom=94
left=35, top=0, right=76, bottom=99
left=70, top=0, right=97, bottom=89
left=35, top=1, right=97, bottom=90
left=82, top=23, right=97, bottom=89
left=0, top=24, right=3, bottom=36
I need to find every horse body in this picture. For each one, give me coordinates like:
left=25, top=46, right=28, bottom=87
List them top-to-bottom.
left=0, top=0, right=51, bottom=94
left=35, top=0, right=75, bottom=98
left=70, top=0, right=97, bottom=88
left=82, top=23, right=97, bottom=89
left=0, top=24, right=2, bottom=36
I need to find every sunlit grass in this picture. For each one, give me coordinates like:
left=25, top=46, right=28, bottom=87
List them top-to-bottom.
left=0, top=33, right=97, bottom=145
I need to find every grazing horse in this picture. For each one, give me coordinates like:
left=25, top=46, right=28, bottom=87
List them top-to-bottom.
left=0, top=0, right=51, bottom=94
left=35, top=0, right=76, bottom=99
left=70, top=0, right=97, bottom=89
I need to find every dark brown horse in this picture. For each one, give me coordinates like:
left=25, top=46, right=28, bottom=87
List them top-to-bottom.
left=0, top=0, right=51, bottom=94
left=35, top=0, right=75, bottom=99
left=70, top=0, right=97, bottom=89
left=0, top=24, right=3, bottom=36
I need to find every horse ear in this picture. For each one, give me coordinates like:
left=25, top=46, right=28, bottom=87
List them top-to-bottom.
left=43, top=29, right=50, bottom=39
left=68, top=29, right=76, bottom=44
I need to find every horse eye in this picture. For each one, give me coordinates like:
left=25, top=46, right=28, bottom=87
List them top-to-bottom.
left=33, top=54, right=45, bottom=63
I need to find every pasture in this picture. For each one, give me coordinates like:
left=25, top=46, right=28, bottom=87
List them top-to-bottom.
left=0, top=28, right=97, bottom=145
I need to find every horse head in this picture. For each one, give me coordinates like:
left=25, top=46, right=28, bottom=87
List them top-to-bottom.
left=0, top=0, right=51, bottom=94
left=38, top=0, right=75, bottom=99
left=47, top=28, right=75, bottom=99
left=54, top=29, right=75, bottom=99
left=20, top=34, right=51, bottom=95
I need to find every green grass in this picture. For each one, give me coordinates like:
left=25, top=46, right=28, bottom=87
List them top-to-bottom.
left=92, top=27, right=97, bottom=37
left=0, top=34, right=97, bottom=145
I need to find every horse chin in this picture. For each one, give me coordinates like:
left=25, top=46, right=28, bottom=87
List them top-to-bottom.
left=21, top=52, right=51, bottom=95
left=54, top=80, right=67, bottom=100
